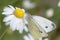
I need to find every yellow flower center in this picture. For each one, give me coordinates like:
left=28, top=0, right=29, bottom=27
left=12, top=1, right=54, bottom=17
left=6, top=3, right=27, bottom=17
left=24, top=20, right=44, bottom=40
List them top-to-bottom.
left=14, top=8, right=24, bottom=18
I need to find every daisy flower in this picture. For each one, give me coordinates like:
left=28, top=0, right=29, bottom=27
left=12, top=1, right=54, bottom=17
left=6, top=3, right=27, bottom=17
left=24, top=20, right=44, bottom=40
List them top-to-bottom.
left=2, top=5, right=28, bottom=34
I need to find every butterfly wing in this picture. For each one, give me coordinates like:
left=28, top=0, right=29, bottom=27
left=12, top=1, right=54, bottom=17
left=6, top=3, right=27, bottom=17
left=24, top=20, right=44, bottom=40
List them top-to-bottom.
left=32, top=16, right=56, bottom=33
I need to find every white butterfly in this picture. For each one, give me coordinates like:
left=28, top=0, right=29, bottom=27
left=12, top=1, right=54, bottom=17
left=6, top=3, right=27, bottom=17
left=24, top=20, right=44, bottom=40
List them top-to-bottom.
left=24, top=14, right=56, bottom=40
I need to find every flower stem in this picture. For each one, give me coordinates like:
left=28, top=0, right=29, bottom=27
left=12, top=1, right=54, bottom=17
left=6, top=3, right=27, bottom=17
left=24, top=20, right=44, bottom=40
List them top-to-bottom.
left=0, top=28, right=8, bottom=40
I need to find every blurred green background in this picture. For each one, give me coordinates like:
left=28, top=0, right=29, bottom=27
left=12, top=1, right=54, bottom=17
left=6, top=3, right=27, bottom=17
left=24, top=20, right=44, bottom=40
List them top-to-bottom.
left=0, top=0, right=60, bottom=40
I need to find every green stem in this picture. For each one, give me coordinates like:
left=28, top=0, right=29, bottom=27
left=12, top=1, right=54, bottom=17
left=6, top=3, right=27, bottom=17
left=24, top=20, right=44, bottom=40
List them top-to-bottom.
left=0, top=28, right=8, bottom=40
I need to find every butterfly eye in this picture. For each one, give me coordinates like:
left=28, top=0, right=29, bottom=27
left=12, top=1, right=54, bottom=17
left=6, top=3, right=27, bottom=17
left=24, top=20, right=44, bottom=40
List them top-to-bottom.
left=45, top=26, right=48, bottom=28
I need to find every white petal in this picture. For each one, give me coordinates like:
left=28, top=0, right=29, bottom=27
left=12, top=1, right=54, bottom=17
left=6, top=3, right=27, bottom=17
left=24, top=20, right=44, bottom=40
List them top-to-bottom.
left=8, top=5, right=15, bottom=10
left=2, top=7, right=14, bottom=15
left=3, top=7, right=14, bottom=12
left=22, top=9, right=25, bottom=13
left=2, top=12, right=13, bottom=15
left=23, top=13, right=28, bottom=24
left=3, top=15, right=14, bottom=22
left=9, top=16, right=21, bottom=31
left=9, top=17, right=17, bottom=31
left=9, top=17, right=24, bottom=33
left=23, top=18, right=28, bottom=24
left=17, top=19, right=24, bottom=34
left=5, top=21, right=10, bottom=25
left=10, top=21, right=16, bottom=31
left=24, top=26, right=28, bottom=32
left=24, top=34, right=34, bottom=40
left=28, top=34, right=34, bottom=40
left=24, top=35, right=30, bottom=40
left=44, top=38, right=48, bottom=40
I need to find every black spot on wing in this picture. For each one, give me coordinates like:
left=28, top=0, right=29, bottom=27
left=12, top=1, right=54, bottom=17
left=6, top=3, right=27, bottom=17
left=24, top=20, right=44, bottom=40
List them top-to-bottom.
left=51, top=23, right=55, bottom=28
left=45, top=26, right=48, bottom=28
